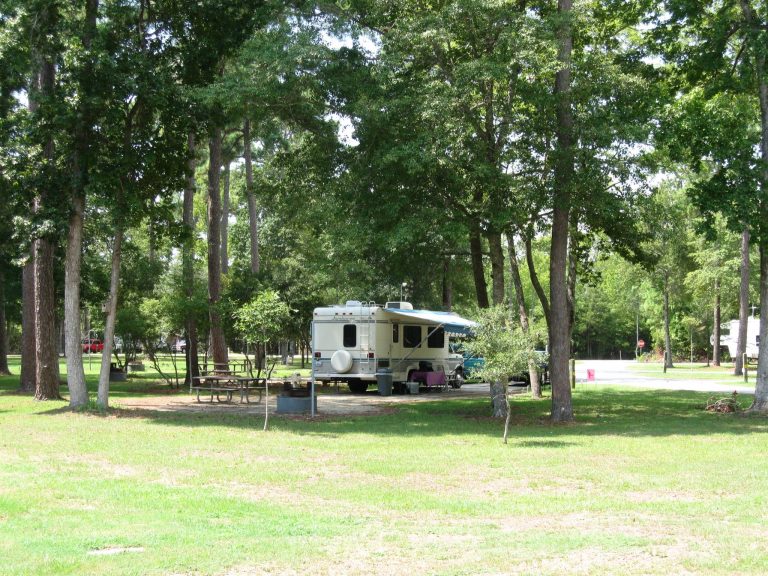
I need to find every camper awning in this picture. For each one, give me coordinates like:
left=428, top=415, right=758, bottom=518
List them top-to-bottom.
left=383, top=308, right=477, bottom=336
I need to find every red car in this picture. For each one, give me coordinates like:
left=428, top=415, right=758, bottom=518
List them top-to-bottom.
left=82, top=338, right=104, bottom=353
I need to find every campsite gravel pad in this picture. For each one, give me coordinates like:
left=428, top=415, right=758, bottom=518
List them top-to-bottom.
left=115, top=382, right=511, bottom=416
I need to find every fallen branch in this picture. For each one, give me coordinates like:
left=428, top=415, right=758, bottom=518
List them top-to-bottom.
left=705, top=391, right=741, bottom=413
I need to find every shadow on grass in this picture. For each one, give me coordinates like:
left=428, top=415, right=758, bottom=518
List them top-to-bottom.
left=30, top=387, right=768, bottom=441
left=515, top=440, right=576, bottom=448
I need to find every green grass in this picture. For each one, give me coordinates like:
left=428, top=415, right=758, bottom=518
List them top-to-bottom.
left=2, top=353, right=312, bottom=397
left=1, top=359, right=768, bottom=575
left=628, top=361, right=754, bottom=383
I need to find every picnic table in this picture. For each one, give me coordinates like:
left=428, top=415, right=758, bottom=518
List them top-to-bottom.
left=201, top=360, right=250, bottom=374
left=190, top=374, right=265, bottom=404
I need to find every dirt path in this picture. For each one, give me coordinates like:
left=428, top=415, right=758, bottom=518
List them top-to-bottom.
left=115, top=382, right=503, bottom=416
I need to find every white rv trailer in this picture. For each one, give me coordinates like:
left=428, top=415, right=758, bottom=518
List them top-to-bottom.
left=311, top=301, right=476, bottom=394
left=718, top=317, right=760, bottom=360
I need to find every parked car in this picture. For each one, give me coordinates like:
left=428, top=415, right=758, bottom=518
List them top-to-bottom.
left=82, top=338, right=104, bottom=353
left=171, top=339, right=187, bottom=353
left=510, top=350, right=550, bottom=386
left=462, top=353, right=485, bottom=379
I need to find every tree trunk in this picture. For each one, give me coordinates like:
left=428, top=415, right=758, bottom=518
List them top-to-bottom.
left=64, top=0, right=98, bottom=408
left=549, top=0, right=574, bottom=423
left=744, top=0, right=768, bottom=410
left=33, top=51, right=60, bottom=401
left=244, top=118, right=260, bottom=274
left=207, top=127, right=228, bottom=366
left=183, top=131, right=200, bottom=387
left=220, top=161, right=230, bottom=275
left=65, top=192, right=88, bottom=407
left=567, top=219, right=579, bottom=339
left=469, top=222, right=489, bottom=309
left=735, top=226, right=750, bottom=375
left=97, top=227, right=122, bottom=409
left=487, top=231, right=505, bottom=306
left=507, top=233, right=541, bottom=398
left=34, top=234, right=60, bottom=400
left=525, top=234, right=550, bottom=330
left=751, top=240, right=768, bottom=410
left=442, top=257, right=453, bottom=310
left=20, top=258, right=36, bottom=392
left=0, top=269, right=10, bottom=375
left=663, top=272, right=674, bottom=369
left=713, top=277, right=721, bottom=366
left=490, top=379, right=508, bottom=418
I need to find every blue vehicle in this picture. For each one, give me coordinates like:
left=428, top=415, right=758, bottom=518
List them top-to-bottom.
left=448, top=343, right=485, bottom=379
left=450, top=344, right=549, bottom=385
left=462, top=353, right=485, bottom=379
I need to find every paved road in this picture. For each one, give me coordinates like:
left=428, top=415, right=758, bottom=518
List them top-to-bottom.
left=573, top=360, right=754, bottom=395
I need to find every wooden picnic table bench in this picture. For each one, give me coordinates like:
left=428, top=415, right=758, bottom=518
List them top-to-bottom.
left=201, top=360, right=250, bottom=374
left=200, top=368, right=238, bottom=376
left=190, top=375, right=265, bottom=404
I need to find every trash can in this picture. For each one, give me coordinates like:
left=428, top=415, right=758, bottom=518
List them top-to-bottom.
left=109, top=362, right=126, bottom=382
left=376, top=369, right=393, bottom=396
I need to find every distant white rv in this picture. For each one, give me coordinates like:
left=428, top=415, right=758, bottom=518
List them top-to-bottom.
left=311, top=301, right=476, bottom=394
left=718, top=317, right=760, bottom=360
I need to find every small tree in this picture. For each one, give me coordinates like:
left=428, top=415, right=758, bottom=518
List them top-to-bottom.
left=235, top=290, right=291, bottom=430
left=466, top=306, right=538, bottom=442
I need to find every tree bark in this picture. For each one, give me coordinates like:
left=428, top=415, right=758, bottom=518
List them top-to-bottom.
left=64, top=0, right=98, bottom=408
left=549, top=0, right=574, bottom=423
left=743, top=0, right=768, bottom=410
left=33, top=47, right=60, bottom=401
left=244, top=118, right=260, bottom=274
left=207, top=127, right=228, bottom=366
left=183, top=131, right=200, bottom=386
left=220, top=161, right=230, bottom=275
left=65, top=192, right=88, bottom=407
left=567, top=219, right=579, bottom=340
left=469, top=222, right=489, bottom=309
left=735, top=226, right=750, bottom=375
left=97, top=227, right=122, bottom=409
left=487, top=231, right=505, bottom=306
left=34, top=233, right=60, bottom=400
left=507, top=233, right=541, bottom=398
left=525, top=234, right=550, bottom=330
left=752, top=240, right=768, bottom=410
left=20, top=258, right=36, bottom=392
left=0, top=269, right=10, bottom=375
left=663, top=271, right=674, bottom=369
left=713, top=277, right=721, bottom=366
left=490, top=379, right=509, bottom=419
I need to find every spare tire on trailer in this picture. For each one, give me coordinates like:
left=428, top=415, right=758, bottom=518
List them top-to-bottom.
left=331, top=349, right=353, bottom=373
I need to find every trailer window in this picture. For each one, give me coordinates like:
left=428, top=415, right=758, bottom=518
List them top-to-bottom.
left=343, top=324, right=356, bottom=348
left=392, top=324, right=399, bottom=343
left=404, top=325, right=421, bottom=348
left=427, top=327, right=445, bottom=348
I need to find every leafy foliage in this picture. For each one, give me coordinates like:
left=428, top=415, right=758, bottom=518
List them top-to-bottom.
left=234, top=290, right=291, bottom=346
left=465, top=306, right=538, bottom=383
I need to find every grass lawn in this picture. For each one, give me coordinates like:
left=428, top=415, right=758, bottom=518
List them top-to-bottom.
left=1, top=358, right=768, bottom=575
left=628, top=362, right=753, bottom=382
